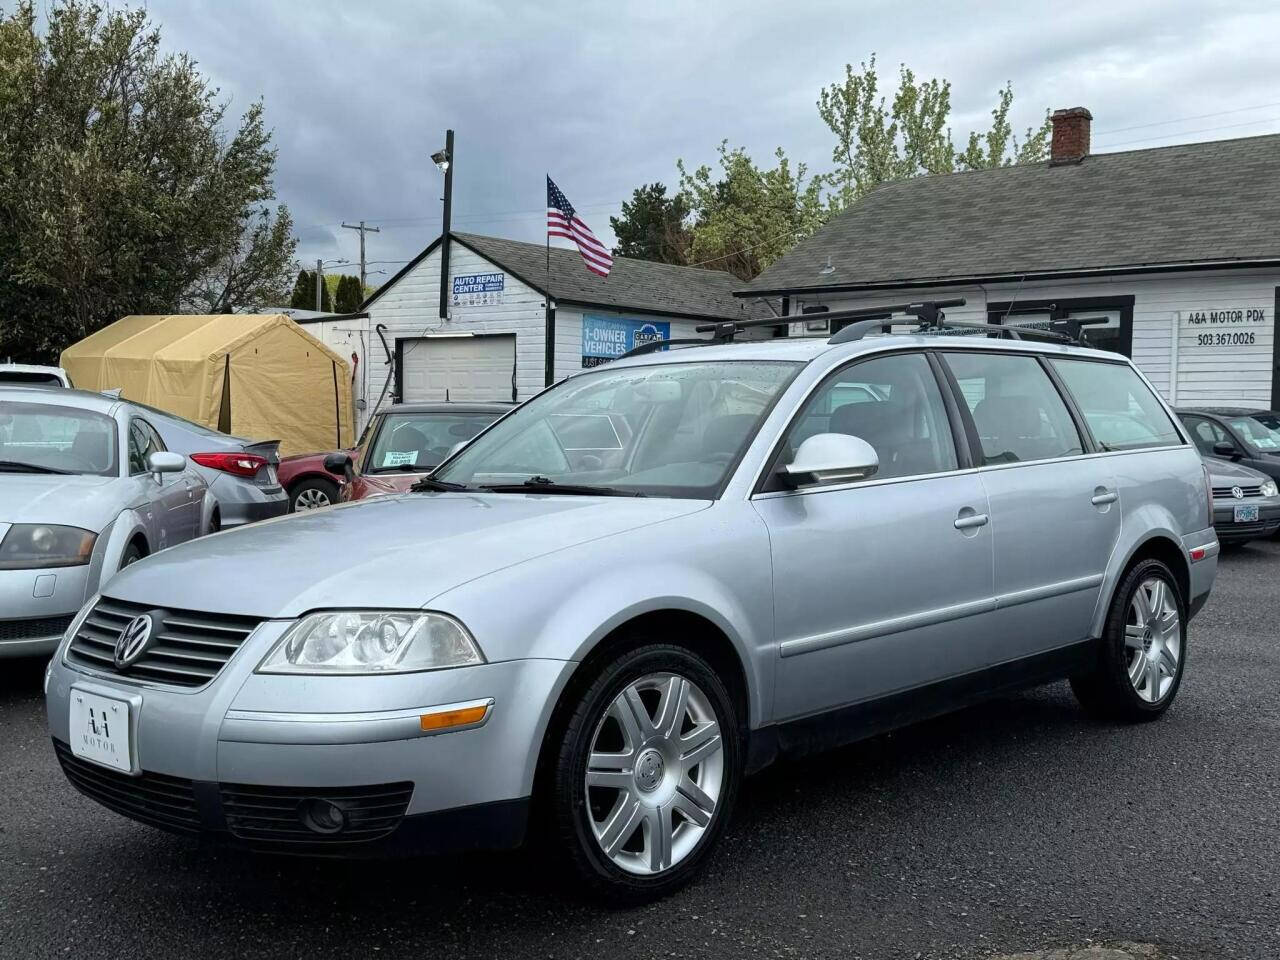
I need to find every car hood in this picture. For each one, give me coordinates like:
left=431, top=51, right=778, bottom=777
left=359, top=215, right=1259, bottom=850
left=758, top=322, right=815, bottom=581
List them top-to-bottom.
left=1203, top=457, right=1272, bottom=485
left=0, top=474, right=118, bottom=529
left=103, top=492, right=710, bottom=618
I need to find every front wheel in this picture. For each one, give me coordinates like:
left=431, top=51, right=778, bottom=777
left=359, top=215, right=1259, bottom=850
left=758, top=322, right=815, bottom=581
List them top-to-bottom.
left=1071, top=559, right=1186, bottom=721
left=549, top=644, right=742, bottom=902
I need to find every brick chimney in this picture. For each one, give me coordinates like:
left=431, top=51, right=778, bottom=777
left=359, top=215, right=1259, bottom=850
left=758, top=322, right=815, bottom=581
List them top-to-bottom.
left=1049, top=107, right=1092, bottom=165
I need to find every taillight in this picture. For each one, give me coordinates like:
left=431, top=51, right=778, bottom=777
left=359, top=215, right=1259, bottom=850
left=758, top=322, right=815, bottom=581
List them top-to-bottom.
left=190, top=452, right=267, bottom=478
left=1202, top=461, right=1213, bottom=528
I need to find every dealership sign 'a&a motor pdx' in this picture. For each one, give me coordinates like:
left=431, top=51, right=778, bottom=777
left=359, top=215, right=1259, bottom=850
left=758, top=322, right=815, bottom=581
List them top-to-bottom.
left=1179, top=307, right=1270, bottom=350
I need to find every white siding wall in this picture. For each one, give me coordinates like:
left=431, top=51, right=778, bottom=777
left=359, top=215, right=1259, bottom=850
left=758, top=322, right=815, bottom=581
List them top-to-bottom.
left=789, top=268, right=1280, bottom=406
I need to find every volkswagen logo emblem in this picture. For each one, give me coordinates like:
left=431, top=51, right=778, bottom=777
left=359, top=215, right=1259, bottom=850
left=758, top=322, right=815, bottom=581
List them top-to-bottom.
left=1232, top=486, right=1244, bottom=500
left=113, top=615, right=154, bottom=669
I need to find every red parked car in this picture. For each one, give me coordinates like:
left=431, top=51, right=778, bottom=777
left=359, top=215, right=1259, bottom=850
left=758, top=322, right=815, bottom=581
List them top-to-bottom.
left=322, top=402, right=510, bottom=503
left=276, top=449, right=351, bottom=511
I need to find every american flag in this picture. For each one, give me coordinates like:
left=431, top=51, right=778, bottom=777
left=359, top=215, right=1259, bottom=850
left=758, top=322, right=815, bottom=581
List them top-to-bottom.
left=547, top=176, right=613, bottom=277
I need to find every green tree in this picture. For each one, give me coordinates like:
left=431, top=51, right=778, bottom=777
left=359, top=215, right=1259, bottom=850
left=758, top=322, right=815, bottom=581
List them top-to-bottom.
left=0, top=1, right=295, bottom=361
left=817, top=54, right=1051, bottom=210
left=676, top=143, right=826, bottom=281
left=609, top=183, right=692, bottom=264
left=289, top=269, right=314, bottom=309
left=334, top=274, right=362, bottom=313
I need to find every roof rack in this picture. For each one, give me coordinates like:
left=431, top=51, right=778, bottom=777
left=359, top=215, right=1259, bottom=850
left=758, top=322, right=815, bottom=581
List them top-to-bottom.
left=616, top=297, right=1104, bottom=361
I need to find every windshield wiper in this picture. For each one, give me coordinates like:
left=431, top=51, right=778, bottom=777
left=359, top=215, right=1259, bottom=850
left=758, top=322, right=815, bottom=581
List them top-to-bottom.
left=0, top=459, right=74, bottom=475
left=372, top=462, right=434, bottom=474
left=409, top=475, right=470, bottom=492
left=480, top=476, right=646, bottom=497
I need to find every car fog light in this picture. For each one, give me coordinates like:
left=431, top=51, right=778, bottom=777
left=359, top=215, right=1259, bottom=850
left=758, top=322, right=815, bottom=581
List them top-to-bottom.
left=298, top=798, right=347, bottom=835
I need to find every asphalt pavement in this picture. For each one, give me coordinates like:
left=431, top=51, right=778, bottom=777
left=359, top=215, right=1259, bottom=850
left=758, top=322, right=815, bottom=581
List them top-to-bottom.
left=3, top=543, right=1278, bottom=960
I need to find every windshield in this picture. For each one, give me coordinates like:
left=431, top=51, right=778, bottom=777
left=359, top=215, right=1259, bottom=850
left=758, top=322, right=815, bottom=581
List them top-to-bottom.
left=434, top=360, right=801, bottom=498
left=0, top=401, right=118, bottom=476
left=364, top=411, right=502, bottom=473
left=1231, top=415, right=1280, bottom=453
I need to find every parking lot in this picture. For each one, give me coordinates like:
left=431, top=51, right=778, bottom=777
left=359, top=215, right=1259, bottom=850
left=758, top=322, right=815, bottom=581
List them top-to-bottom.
left=1, top=543, right=1276, bottom=960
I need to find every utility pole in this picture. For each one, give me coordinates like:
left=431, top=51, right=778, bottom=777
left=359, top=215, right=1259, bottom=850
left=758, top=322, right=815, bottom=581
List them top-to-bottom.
left=432, top=129, right=455, bottom=322
left=341, top=220, right=381, bottom=291
left=315, top=258, right=323, bottom=311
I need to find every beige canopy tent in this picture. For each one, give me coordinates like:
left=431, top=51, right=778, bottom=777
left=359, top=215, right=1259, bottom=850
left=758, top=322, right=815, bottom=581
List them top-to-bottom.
left=61, top=314, right=354, bottom=456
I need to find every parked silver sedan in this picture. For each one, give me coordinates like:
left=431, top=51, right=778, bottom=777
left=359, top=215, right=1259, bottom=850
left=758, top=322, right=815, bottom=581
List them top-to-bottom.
left=45, top=330, right=1216, bottom=900
left=1, top=387, right=216, bottom=657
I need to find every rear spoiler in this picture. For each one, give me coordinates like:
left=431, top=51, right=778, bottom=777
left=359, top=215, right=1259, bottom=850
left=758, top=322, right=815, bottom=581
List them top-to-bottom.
left=242, top=440, right=282, bottom=465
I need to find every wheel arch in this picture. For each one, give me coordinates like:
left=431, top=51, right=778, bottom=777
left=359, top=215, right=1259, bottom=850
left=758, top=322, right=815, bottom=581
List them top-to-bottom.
left=1095, top=532, right=1190, bottom=636
left=529, top=605, right=753, bottom=822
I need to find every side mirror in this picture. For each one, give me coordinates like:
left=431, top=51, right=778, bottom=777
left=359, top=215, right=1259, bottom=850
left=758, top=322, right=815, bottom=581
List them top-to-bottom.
left=779, top=433, right=879, bottom=488
left=1212, top=440, right=1240, bottom=459
left=147, top=451, right=185, bottom=480
left=324, top=452, right=355, bottom=480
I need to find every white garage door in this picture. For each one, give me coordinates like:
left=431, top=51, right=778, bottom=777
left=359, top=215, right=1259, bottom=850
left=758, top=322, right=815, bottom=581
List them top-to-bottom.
left=399, top=335, right=516, bottom=403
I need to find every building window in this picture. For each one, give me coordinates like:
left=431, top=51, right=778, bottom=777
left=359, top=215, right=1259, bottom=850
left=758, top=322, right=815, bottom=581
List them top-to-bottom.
left=987, top=296, right=1135, bottom=357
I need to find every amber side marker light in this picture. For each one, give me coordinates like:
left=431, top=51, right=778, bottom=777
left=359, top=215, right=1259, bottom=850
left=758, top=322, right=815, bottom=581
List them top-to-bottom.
left=420, top=703, right=490, bottom=732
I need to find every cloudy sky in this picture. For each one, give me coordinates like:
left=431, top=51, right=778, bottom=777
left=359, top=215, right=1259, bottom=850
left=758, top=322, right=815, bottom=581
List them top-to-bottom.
left=147, top=0, right=1280, bottom=286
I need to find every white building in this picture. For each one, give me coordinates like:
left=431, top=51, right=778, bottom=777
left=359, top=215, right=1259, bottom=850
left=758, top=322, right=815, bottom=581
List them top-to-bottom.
left=737, top=109, right=1280, bottom=410
left=312, top=232, right=773, bottom=432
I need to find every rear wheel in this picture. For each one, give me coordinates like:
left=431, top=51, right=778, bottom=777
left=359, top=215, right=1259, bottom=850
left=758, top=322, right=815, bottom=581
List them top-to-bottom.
left=290, top=478, right=338, bottom=512
left=1071, top=559, right=1186, bottom=721
left=549, top=643, right=741, bottom=902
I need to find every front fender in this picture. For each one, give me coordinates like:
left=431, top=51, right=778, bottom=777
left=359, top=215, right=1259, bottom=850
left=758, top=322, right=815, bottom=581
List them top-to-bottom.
left=88, top=508, right=150, bottom=594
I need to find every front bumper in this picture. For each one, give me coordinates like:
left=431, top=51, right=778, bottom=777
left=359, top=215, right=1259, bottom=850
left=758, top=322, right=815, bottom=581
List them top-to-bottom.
left=1211, top=498, right=1280, bottom=542
left=0, top=564, right=88, bottom=658
left=46, top=622, right=574, bottom=855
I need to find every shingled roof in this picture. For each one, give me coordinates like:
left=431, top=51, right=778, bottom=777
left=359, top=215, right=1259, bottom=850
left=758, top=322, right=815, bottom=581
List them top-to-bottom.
left=739, top=133, right=1280, bottom=296
left=364, top=231, right=771, bottom=321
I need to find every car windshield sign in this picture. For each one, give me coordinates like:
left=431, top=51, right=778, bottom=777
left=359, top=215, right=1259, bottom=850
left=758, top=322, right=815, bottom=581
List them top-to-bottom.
left=433, top=360, right=801, bottom=498
left=0, top=401, right=118, bottom=477
left=365, top=412, right=497, bottom=473
left=1232, top=415, right=1280, bottom=452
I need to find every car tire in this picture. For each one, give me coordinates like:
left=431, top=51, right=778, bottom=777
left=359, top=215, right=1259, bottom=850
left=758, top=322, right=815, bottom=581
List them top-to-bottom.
left=290, top=478, right=338, bottom=512
left=120, top=542, right=145, bottom=568
left=1070, top=558, right=1186, bottom=722
left=549, top=643, right=742, bottom=903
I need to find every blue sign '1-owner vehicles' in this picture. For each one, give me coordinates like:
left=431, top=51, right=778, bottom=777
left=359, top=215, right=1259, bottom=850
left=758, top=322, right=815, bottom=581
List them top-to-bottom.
left=581, top=315, right=671, bottom=367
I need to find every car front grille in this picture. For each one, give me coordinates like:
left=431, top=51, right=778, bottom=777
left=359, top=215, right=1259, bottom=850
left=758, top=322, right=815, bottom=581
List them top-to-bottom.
left=1213, top=484, right=1263, bottom=498
left=1215, top=519, right=1280, bottom=536
left=65, top=597, right=262, bottom=688
left=0, top=614, right=74, bottom=642
left=53, top=740, right=202, bottom=834
left=220, top=781, right=414, bottom=846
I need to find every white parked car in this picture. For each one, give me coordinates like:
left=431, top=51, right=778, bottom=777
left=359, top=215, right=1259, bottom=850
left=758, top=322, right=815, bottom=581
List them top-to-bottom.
left=0, top=363, right=71, bottom=388
left=1, top=387, right=218, bottom=658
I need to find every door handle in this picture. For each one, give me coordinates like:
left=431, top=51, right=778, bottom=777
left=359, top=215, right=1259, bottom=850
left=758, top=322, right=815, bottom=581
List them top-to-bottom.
left=1091, top=489, right=1118, bottom=506
left=954, top=512, right=989, bottom=530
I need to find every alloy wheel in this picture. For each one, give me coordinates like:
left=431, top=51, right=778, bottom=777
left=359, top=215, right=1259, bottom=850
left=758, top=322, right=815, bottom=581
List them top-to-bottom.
left=294, top=488, right=332, bottom=510
left=1124, top=577, right=1181, bottom=703
left=584, top=672, right=724, bottom=876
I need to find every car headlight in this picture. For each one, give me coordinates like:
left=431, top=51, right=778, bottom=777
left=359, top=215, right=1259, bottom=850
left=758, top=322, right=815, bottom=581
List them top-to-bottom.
left=1262, top=479, right=1278, bottom=498
left=0, top=524, right=96, bottom=569
left=257, top=610, right=484, bottom=675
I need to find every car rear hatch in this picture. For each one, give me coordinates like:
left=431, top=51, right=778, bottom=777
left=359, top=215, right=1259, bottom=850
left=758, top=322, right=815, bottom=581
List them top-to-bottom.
left=242, top=440, right=282, bottom=490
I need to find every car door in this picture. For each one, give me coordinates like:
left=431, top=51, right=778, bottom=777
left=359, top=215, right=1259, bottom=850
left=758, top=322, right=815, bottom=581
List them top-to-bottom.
left=754, top=350, right=995, bottom=721
left=939, top=350, right=1121, bottom=665
left=129, top=417, right=194, bottom=547
left=142, top=418, right=202, bottom=540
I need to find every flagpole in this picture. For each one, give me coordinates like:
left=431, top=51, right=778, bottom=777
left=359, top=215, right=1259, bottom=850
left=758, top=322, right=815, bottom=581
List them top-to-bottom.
left=544, top=174, right=554, bottom=388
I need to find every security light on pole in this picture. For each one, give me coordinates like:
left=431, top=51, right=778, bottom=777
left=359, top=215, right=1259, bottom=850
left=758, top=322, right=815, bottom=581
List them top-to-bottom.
left=435, top=129, right=455, bottom=321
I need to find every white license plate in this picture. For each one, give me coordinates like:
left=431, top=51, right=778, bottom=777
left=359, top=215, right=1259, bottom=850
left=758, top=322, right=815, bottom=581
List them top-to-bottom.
left=1234, top=504, right=1260, bottom=523
left=69, top=689, right=133, bottom=773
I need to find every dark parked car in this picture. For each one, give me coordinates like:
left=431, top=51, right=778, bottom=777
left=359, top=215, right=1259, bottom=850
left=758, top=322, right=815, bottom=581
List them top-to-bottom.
left=325, top=402, right=510, bottom=503
left=1178, top=407, right=1280, bottom=483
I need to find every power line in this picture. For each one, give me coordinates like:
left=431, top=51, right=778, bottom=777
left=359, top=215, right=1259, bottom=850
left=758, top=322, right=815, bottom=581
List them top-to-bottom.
left=1093, top=101, right=1280, bottom=136
left=1095, top=115, right=1280, bottom=150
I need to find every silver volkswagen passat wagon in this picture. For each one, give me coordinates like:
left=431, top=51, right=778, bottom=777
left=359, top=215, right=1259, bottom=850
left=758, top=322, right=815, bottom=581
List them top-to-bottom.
left=46, top=317, right=1217, bottom=900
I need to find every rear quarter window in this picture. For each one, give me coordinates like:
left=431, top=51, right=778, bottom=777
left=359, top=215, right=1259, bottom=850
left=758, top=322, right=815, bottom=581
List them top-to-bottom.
left=1050, top=359, right=1183, bottom=451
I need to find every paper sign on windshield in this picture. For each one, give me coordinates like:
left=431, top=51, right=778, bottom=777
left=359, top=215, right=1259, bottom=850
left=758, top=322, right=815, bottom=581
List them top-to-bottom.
left=382, top=451, right=418, bottom=467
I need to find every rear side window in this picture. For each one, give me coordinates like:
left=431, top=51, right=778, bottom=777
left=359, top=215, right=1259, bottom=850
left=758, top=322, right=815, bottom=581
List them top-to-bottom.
left=943, top=352, right=1083, bottom=465
left=1050, top=359, right=1183, bottom=451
